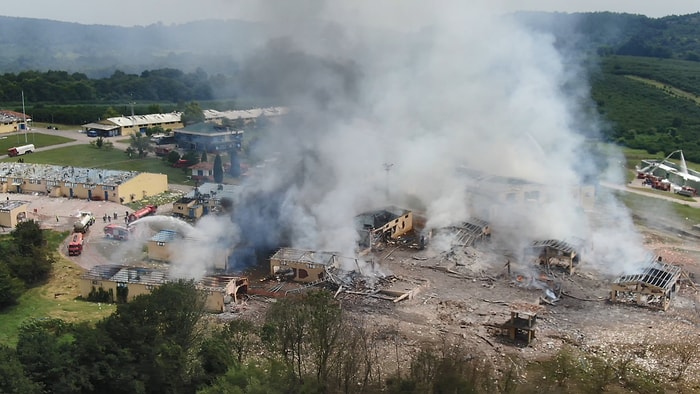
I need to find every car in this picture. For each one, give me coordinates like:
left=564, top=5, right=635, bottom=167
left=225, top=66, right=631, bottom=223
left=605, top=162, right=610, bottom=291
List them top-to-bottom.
left=86, top=130, right=99, bottom=137
left=172, top=159, right=189, bottom=168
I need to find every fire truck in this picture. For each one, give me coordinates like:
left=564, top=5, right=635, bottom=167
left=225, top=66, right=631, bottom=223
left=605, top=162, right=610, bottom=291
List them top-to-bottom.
left=128, top=205, right=157, bottom=223
left=104, top=224, right=133, bottom=241
left=68, top=232, right=84, bottom=256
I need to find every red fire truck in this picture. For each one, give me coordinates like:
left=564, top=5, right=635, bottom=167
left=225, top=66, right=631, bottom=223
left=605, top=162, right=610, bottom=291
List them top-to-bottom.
left=128, top=205, right=157, bottom=223
left=68, top=232, right=84, bottom=256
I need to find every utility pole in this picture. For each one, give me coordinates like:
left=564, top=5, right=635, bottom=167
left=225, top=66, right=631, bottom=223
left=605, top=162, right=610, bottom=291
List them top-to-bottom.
left=21, top=90, right=27, bottom=144
left=383, top=163, right=394, bottom=200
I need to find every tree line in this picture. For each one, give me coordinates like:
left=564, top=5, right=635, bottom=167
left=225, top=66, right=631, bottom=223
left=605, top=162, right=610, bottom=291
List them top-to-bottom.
left=0, top=68, right=218, bottom=105
left=0, top=283, right=515, bottom=394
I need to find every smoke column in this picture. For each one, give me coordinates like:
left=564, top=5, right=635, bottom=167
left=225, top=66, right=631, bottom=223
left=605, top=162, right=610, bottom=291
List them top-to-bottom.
left=214, top=1, right=649, bottom=275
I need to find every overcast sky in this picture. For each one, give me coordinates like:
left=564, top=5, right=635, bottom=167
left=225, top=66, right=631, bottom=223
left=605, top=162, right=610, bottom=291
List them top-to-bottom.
left=2, top=0, right=698, bottom=27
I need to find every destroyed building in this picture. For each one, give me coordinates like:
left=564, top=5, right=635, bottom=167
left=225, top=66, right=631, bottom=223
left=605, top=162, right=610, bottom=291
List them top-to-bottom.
left=0, top=163, right=168, bottom=202
left=173, top=183, right=239, bottom=220
left=355, top=207, right=422, bottom=250
left=437, top=217, right=491, bottom=248
left=528, top=239, right=583, bottom=274
left=269, top=248, right=337, bottom=283
left=610, top=256, right=682, bottom=311
left=79, top=264, right=248, bottom=313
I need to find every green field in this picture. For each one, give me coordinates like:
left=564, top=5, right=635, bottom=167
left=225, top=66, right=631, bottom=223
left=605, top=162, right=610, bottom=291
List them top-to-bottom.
left=0, top=132, right=74, bottom=152
left=0, top=144, right=194, bottom=185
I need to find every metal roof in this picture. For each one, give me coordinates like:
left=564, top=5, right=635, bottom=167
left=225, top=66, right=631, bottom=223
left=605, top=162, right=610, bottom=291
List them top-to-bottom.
left=203, top=107, right=288, bottom=120
left=105, top=112, right=181, bottom=127
left=175, top=123, right=244, bottom=136
left=0, top=163, right=139, bottom=186
left=185, top=182, right=240, bottom=202
left=0, top=200, right=29, bottom=211
left=150, top=229, right=178, bottom=243
left=531, top=239, right=578, bottom=254
left=271, top=248, right=336, bottom=266
left=614, top=258, right=682, bottom=291
left=81, top=264, right=125, bottom=280
left=110, top=267, right=168, bottom=285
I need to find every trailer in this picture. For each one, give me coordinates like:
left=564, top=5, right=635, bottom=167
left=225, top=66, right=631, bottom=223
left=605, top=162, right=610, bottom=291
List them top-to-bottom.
left=7, top=144, right=35, bottom=157
left=128, top=205, right=157, bottom=223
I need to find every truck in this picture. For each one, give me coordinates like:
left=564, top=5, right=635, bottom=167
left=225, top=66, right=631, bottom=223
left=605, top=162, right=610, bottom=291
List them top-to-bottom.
left=7, top=144, right=35, bottom=157
left=128, top=205, right=157, bottom=223
left=73, top=211, right=96, bottom=233
left=104, top=224, right=133, bottom=241
left=68, top=232, right=84, bottom=256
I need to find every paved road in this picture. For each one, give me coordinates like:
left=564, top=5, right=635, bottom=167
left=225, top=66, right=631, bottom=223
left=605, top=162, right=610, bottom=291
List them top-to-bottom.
left=600, top=179, right=700, bottom=208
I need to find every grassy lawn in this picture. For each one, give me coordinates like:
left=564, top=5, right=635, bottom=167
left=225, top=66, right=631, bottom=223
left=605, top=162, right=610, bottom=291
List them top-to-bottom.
left=0, top=131, right=74, bottom=151
left=0, top=144, right=195, bottom=185
left=614, top=189, right=700, bottom=224
left=0, top=254, right=116, bottom=347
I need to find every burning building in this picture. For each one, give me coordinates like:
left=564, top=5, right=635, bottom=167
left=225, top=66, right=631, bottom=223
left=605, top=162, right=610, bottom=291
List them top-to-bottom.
left=269, top=248, right=337, bottom=283
left=610, top=256, right=682, bottom=311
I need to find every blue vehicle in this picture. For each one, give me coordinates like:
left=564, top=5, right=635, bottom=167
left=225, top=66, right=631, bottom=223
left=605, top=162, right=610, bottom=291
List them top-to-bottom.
left=86, top=130, right=99, bottom=137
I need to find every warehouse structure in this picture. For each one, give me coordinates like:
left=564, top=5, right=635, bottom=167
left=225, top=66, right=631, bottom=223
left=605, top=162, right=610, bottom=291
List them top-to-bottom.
left=203, top=107, right=289, bottom=124
left=0, top=110, right=31, bottom=134
left=81, top=112, right=183, bottom=137
left=173, top=123, right=243, bottom=153
left=0, top=163, right=168, bottom=202
left=79, top=264, right=249, bottom=313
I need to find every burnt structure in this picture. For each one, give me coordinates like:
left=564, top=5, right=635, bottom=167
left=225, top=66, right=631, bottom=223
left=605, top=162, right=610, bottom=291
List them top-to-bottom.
left=355, top=207, right=428, bottom=251
left=440, top=217, right=490, bottom=248
left=528, top=239, right=582, bottom=274
left=610, top=257, right=682, bottom=311
left=496, top=310, right=538, bottom=346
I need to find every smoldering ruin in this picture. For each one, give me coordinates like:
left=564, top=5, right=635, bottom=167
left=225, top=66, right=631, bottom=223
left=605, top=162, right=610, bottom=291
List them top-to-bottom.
left=69, top=2, right=700, bottom=383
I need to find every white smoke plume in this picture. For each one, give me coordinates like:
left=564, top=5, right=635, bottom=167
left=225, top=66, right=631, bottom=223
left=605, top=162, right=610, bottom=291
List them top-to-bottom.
left=135, top=1, right=645, bottom=278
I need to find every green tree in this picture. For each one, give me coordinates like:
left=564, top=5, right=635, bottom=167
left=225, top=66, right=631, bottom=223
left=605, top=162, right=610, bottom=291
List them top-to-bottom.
left=181, top=101, right=205, bottom=126
left=148, top=103, right=163, bottom=113
left=102, top=106, right=120, bottom=119
left=128, top=133, right=152, bottom=158
left=95, top=136, right=104, bottom=149
left=167, top=150, right=181, bottom=164
left=183, top=151, right=200, bottom=166
left=200, top=151, right=208, bottom=163
left=213, top=154, right=224, bottom=183
left=3, top=221, right=54, bottom=285
left=0, top=263, right=24, bottom=309
left=101, top=280, right=207, bottom=393
left=0, top=345, right=42, bottom=394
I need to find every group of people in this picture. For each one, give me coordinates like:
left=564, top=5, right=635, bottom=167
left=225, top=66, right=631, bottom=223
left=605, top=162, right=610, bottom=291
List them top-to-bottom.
left=102, top=212, right=120, bottom=223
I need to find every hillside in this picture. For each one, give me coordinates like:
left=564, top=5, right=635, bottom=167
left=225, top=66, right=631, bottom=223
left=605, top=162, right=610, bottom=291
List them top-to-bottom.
left=0, top=16, right=268, bottom=77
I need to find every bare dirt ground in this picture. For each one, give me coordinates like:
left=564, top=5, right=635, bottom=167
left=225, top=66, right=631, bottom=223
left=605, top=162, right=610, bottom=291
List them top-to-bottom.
left=29, top=185, right=699, bottom=387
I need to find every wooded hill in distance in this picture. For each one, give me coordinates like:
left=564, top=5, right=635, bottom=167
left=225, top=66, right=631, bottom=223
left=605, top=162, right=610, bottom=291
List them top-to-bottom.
left=3, top=13, right=700, bottom=160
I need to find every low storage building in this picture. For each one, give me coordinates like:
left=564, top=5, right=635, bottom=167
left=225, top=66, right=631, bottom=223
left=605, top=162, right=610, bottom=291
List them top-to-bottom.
left=0, top=163, right=168, bottom=202
left=0, top=200, right=29, bottom=228
left=79, top=264, right=248, bottom=313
